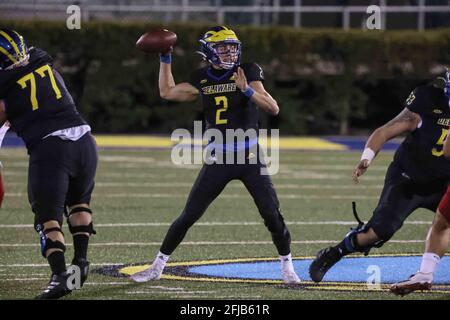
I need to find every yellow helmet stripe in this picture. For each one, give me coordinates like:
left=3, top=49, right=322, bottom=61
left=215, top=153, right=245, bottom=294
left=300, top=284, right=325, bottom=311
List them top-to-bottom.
left=0, top=30, right=21, bottom=58
left=12, top=30, right=26, bottom=56
left=204, top=32, right=239, bottom=43
left=0, top=46, right=18, bottom=64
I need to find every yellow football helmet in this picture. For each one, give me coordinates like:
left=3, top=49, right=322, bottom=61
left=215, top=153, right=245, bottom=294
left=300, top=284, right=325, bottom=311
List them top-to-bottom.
left=197, top=26, right=241, bottom=70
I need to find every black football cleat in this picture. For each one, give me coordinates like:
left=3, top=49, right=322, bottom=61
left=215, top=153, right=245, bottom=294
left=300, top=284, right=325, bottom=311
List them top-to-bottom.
left=309, top=246, right=342, bottom=283
left=72, top=258, right=90, bottom=287
left=35, top=273, right=72, bottom=300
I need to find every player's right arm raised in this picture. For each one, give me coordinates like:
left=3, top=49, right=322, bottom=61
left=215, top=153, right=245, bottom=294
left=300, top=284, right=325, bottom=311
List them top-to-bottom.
left=158, top=54, right=199, bottom=102
left=353, top=108, right=421, bottom=183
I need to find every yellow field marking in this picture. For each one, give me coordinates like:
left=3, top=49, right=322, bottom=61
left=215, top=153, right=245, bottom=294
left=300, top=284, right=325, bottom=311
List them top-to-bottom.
left=93, top=135, right=347, bottom=151
left=114, top=254, right=450, bottom=294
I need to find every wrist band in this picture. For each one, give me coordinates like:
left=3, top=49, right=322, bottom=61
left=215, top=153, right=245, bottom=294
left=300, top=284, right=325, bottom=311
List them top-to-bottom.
left=160, top=53, right=172, bottom=64
left=242, top=86, right=254, bottom=98
left=361, top=148, right=375, bottom=163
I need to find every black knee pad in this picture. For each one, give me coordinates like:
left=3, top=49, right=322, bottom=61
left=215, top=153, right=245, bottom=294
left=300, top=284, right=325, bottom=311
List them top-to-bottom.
left=67, top=207, right=96, bottom=235
left=35, top=225, right=66, bottom=258
left=344, top=225, right=385, bottom=256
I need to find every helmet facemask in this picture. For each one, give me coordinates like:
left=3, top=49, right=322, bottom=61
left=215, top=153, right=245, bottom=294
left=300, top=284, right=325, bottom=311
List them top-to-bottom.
left=199, top=39, right=241, bottom=70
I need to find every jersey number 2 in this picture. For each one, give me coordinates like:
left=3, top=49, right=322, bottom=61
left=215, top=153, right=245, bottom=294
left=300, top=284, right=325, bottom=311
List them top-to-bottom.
left=17, top=65, right=62, bottom=111
left=215, top=96, right=228, bottom=125
left=432, top=128, right=449, bottom=157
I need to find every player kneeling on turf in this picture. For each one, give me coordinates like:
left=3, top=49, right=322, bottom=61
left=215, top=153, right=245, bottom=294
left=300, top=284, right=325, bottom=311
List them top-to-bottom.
left=130, top=26, right=300, bottom=284
left=0, top=30, right=98, bottom=299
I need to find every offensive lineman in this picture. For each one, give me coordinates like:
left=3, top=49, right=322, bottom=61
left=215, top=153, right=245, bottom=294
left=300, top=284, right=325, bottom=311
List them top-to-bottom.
left=0, top=29, right=98, bottom=299
left=309, top=69, right=450, bottom=284
left=390, top=70, right=450, bottom=296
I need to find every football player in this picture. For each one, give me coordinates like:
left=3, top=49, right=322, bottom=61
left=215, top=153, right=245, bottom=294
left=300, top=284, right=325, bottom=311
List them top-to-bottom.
left=130, top=26, right=300, bottom=284
left=0, top=29, right=98, bottom=299
left=309, top=69, right=450, bottom=284
left=390, top=70, right=450, bottom=296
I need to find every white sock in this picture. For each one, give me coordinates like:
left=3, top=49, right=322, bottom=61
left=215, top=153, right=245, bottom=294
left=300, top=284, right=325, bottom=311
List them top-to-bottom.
left=153, top=251, right=170, bottom=269
left=419, top=252, right=440, bottom=274
left=280, top=253, right=294, bottom=271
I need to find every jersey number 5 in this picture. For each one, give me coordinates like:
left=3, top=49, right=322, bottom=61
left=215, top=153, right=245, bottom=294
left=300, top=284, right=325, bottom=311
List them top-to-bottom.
left=16, top=65, right=62, bottom=111
left=215, top=96, right=228, bottom=125
left=432, top=128, right=449, bottom=157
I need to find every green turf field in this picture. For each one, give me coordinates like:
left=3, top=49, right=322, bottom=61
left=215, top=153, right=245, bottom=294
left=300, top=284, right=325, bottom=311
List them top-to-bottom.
left=0, top=147, right=448, bottom=300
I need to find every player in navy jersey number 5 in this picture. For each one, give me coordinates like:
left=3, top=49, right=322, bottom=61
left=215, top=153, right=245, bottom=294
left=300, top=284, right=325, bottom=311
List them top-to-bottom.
left=130, top=26, right=301, bottom=284
left=0, top=29, right=98, bottom=299
left=309, top=70, right=450, bottom=284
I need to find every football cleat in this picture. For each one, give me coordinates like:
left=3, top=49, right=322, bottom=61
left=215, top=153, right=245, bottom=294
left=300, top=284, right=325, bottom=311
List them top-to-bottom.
left=309, top=246, right=342, bottom=283
left=72, top=258, right=90, bottom=287
left=129, top=264, right=163, bottom=283
left=282, top=269, right=301, bottom=284
left=390, top=272, right=433, bottom=296
left=35, top=273, right=72, bottom=300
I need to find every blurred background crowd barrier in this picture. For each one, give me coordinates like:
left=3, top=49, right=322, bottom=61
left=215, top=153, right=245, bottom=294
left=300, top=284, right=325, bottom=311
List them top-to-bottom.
left=0, top=1, right=449, bottom=135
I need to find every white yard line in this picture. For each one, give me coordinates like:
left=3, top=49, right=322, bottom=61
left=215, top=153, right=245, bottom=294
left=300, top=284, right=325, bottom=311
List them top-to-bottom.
left=3, top=171, right=386, bottom=180
left=4, top=181, right=384, bottom=189
left=4, top=193, right=381, bottom=199
left=0, top=220, right=431, bottom=228
left=0, top=240, right=425, bottom=248
left=0, top=262, right=123, bottom=267
left=0, top=278, right=48, bottom=281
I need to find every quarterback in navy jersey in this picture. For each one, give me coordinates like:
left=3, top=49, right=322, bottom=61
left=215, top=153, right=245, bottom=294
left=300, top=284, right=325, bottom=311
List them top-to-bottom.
left=130, top=26, right=301, bottom=284
left=0, top=29, right=98, bottom=299
left=309, top=71, right=450, bottom=284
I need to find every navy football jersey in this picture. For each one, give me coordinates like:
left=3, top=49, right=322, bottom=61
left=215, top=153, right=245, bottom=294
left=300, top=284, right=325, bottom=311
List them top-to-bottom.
left=0, top=48, right=87, bottom=150
left=190, top=63, right=264, bottom=134
left=394, top=84, right=450, bottom=182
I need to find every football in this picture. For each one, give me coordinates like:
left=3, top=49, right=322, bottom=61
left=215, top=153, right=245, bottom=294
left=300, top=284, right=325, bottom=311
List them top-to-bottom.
left=136, top=29, right=177, bottom=53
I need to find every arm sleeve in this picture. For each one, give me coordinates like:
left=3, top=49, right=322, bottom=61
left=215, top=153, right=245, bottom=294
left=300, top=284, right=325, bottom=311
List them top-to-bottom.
left=243, top=63, right=265, bottom=83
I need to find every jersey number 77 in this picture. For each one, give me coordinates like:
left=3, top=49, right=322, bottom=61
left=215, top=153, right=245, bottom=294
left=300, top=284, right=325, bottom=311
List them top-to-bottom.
left=16, top=64, right=62, bottom=111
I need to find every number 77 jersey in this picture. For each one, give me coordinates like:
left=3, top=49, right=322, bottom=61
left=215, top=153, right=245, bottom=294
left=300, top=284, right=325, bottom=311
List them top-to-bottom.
left=0, top=48, right=87, bottom=151
left=395, top=83, right=450, bottom=182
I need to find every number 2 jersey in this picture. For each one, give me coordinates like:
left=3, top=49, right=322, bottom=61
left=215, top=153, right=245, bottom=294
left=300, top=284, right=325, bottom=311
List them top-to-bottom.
left=0, top=48, right=87, bottom=151
left=189, top=63, right=264, bottom=133
left=394, top=83, right=450, bottom=182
